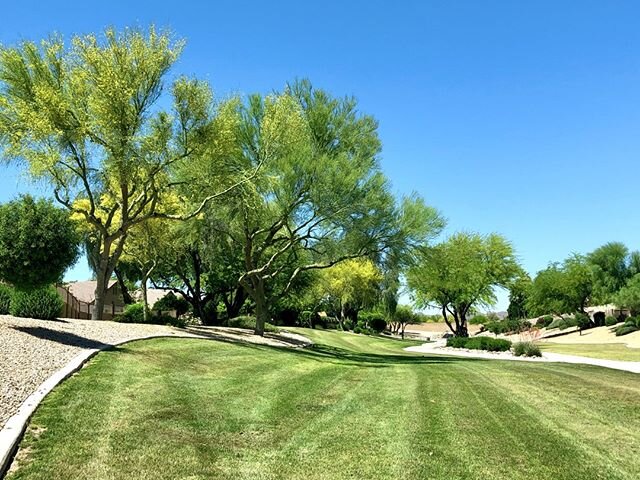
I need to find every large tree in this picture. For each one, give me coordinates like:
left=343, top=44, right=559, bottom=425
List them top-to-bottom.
left=0, top=27, right=249, bottom=319
left=205, top=81, right=443, bottom=335
left=0, top=195, right=80, bottom=290
left=408, top=232, right=521, bottom=337
left=527, top=254, right=593, bottom=317
left=507, top=274, right=531, bottom=320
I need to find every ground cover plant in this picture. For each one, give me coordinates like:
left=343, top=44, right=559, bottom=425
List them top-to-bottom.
left=10, top=329, right=639, bottom=480
left=513, top=341, right=542, bottom=357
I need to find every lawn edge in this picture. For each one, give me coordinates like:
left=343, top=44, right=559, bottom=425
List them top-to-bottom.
left=0, top=333, right=201, bottom=478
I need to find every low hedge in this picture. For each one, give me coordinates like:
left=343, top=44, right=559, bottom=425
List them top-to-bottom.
left=10, top=287, right=62, bottom=320
left=605, top=316, right=619, bottom=327
left=548, top=317, right=578, bottom=330
left=615, top=317, right=639, bottom=336
left=447, top=336, right=512, bottom=352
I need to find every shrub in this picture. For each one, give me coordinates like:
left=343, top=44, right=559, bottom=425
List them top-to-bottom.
left=0, top=284, right=12, bottom=314
left=10, top=287, right=63, bottom=320
left=153, top=292, right=190, bottom=317
left=115, top=303, right=147, bottom=323
left=574, top=313, right=592, bottom=331
left=227, top=315, right=279, bottom=333
left=538, top=315, right=554, bottom=328
left=605, top=315, right=619, bottom=327
left=368, top=317, right=387, bottom=333
left=548, top=317, right=578, bottom=330
left=484, top=318, right=531, bottom=335
left=342, top=319, right=354, bottom=331
left=615, top=325, right=638, bottom=336
left=446, top=336, right=512, bottom=352
left=513, top=341, right=542, bottom=357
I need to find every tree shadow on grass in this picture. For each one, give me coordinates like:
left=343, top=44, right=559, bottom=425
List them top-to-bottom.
left=11, top=326, right=107, bottom=349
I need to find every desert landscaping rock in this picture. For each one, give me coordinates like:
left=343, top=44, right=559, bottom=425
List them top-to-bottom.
left=0, top=315, right=311, bottom=430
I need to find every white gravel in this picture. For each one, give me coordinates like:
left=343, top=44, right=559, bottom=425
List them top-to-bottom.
left=0, top=315, right=312, bottom=431
left=406, top=340, right=640, bottom=373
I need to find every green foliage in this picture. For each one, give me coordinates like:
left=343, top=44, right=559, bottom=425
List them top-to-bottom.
left=0, top=196, right=80, bottom=290
left=408, top=232, right=522, bottom=336
left=587, top=242, right=635, bottom=304
left=528, top=255, right=593, bottom=317
left=615, top=274, right=640, bottom=314
left=507, top=275, right=531, bottom=320
left=0, top=284, right=12, bottom=314
left=10, top=287, right=63, bottom=320
left=153, top=292, right=190, bottom=317
left=115, top=303, right=148, bottom=323
left=115, top=303, right=185, bottom=327
left=574, top=312, right=593, bottom=331
left=469, top=314, right=488, bottom=325
left=538, top=315, right=554, bottom=328
left=227, top=316, right=279, bottom=333
left=605, top=316, right=619, bottom=327
left=368, top=317, right=387, bottom=333
left=547, top=317, right=578, bottom=330
left=484, top=318, right=531, bottom=335
left=615, top=321, right=639, bottom=336
left=446, top=336, right=512, bottom=352
left=513, top=341, right=542, bottom=357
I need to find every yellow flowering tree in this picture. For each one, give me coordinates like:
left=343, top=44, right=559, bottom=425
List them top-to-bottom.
left=0, top=27, right=249, bottom=319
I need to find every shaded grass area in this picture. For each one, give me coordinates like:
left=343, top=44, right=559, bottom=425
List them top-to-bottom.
left=7, top=329, right=640, bottom=480
left=540, top=342, right=640, bottom=361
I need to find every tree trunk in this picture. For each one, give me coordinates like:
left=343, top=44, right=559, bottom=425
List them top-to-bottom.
left=92, top=251, right=113, bottom=320
left=114, top=267, right=133, bottom=304
left=142, top=272, right=149, bottom=323
left=253, top=278, right=269, bottom=336
left=458, top=311, right=469, bottom=337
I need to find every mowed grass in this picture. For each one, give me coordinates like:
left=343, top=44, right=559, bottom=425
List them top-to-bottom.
left=7, top=329, right=640, bottom=480
left=539, top=342, right=640, bottom=361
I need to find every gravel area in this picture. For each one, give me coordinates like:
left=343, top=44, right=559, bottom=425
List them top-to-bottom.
left=0, top=316, right=312, bottom=431
left=0, top=316, right=183, bottom=430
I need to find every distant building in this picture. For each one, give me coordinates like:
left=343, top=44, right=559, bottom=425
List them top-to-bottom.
left=58, top=280, right=126, bottom=320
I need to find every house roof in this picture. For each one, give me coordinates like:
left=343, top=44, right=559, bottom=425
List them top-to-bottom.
left=67, top=280, right=117, bottom=304
left=134, top=288, right=174, bottom=308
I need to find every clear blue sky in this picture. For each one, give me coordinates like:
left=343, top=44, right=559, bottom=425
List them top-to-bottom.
left=1, top=1, right=639, bottom=310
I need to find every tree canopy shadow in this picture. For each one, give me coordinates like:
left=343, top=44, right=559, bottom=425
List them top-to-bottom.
left=11, top=326, right=107, bottom=349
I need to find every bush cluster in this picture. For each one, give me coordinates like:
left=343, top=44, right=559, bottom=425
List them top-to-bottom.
left=0, top=284, right=12, bottom=314
left=10, top=287, right=63, bottom=320
left=153, top=292, right=190, bottom=317
left=115, top=303, right=186, bottom=328
left=226, top=315, right=279, bottom=333
left=537, top=315, right=554, bottom=328
left=605, top=316, right=619, bottom=327
left=547, top=317, right=578, bottom=330
left=615, top=317, right=639, bottom=337
left=446, top=336, right=512, bottom=352
left=513, top=341, right=542, bottom=357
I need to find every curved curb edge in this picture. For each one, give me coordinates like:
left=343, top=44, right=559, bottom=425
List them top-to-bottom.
left=0, top=333, right=198, bottom=478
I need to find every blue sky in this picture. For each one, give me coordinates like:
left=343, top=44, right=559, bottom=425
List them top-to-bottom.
left=1, top=1, right=639, bottom=310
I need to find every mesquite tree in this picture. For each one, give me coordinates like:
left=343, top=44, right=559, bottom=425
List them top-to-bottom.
left=0, top=27, right=249, bottom=318
left=408, top=232, right=521, bottom=337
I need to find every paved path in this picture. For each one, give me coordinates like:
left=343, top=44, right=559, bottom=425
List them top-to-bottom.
left=405, top=340, right=640, bottom=374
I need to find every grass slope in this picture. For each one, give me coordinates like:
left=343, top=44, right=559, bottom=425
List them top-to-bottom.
left=7, top=329, right=640, bottom=480
left=540, top=342, right=640, bottom=361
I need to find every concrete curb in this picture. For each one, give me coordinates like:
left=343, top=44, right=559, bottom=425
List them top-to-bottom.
left=0, top=333, right=201, bottom=478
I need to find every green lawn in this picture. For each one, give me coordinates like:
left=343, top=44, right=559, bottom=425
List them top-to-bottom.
left=7, top=329, right=640, bottom=480
left=539, top=342, right=640, bottom=361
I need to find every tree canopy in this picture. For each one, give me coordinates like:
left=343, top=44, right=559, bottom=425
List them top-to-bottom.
left=0, top=27, right=251, bottom=318
left=0, top=195, right=80, bottom=290
left=407, top=232, right=521, bottom=337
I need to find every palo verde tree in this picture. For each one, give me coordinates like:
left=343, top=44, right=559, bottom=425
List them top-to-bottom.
left=0, top=27, right=250, bottom=319
left=206, top=80, right=442, bottom=335
left=0, top=195, right=80, bottom=290
left=407, top=232, right=521, bottom=337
